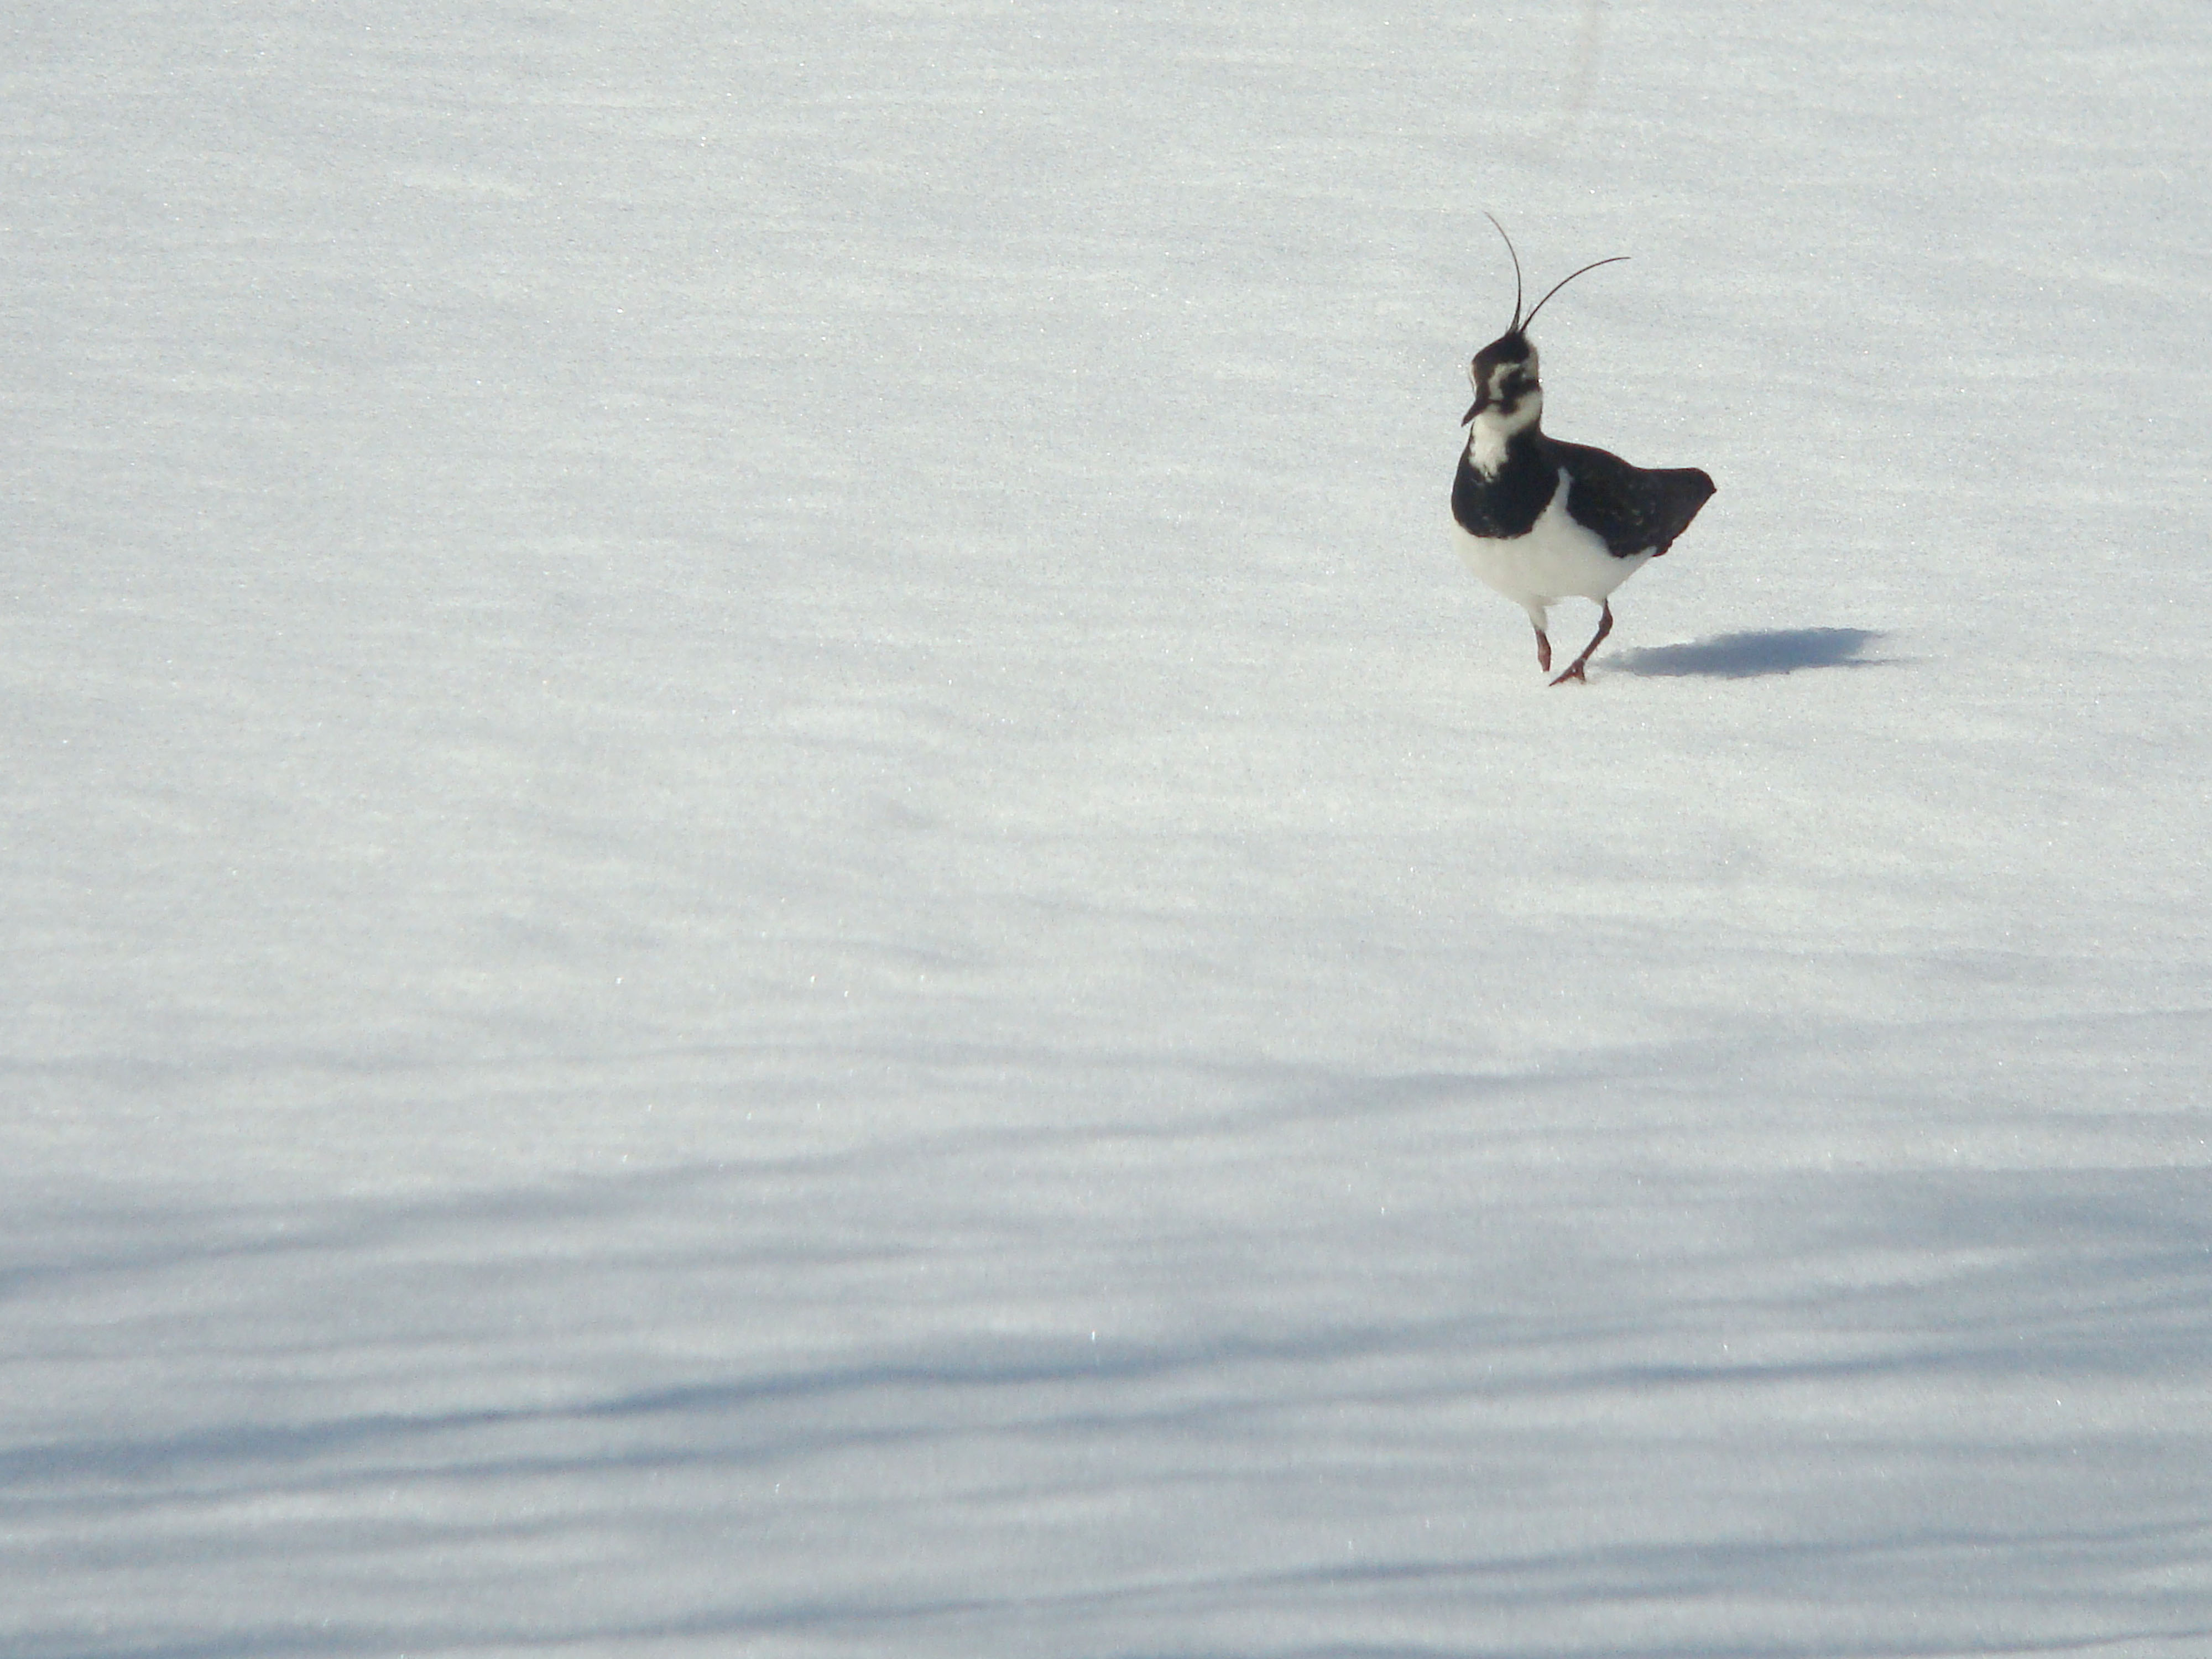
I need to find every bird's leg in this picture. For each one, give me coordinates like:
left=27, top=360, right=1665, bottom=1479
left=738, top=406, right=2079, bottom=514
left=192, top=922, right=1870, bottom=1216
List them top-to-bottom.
left=1548, top=601, right=1614, bottom=686
left=1532, top=622, right=1552, bottom=674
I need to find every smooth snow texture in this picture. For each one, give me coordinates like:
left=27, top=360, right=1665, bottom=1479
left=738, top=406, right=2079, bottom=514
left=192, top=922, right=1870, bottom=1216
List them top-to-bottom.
left=4, top=1, right=2211, bottom=1655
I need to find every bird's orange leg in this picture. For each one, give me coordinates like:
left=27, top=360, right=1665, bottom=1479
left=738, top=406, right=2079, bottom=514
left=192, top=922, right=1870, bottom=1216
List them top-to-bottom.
left=1549, top=601, right=1613, bottom=686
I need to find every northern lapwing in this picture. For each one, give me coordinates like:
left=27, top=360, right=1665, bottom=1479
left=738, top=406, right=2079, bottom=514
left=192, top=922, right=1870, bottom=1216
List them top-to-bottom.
left=1451, top=220, right=1715, bottom=685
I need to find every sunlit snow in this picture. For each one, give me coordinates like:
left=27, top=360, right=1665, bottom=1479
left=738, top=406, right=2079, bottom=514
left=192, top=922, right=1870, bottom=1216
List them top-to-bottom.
left=5, top=2, right=2210, bottom=1655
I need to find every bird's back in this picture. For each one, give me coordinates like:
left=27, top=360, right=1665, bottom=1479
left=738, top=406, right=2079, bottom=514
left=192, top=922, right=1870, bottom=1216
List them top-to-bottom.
left=1550, top=439, right=1714, bottom=560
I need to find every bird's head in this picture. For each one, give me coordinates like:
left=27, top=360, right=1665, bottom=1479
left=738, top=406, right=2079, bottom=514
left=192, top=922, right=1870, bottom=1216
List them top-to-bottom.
left=1464, top=216, right=1627, bottom=440
left=1464, top=330, right=1541, bottom=429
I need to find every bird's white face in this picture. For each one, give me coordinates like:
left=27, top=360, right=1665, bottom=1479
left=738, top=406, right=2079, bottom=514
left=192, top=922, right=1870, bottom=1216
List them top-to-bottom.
left=1464, top=343, right=1542, bottom=474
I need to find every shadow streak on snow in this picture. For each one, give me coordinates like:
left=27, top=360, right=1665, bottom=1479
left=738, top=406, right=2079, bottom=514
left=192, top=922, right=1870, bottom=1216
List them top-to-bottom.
left=1609, top=626, right=1886, bottom=679
left=8, top=1048, right=2212, bottom=1659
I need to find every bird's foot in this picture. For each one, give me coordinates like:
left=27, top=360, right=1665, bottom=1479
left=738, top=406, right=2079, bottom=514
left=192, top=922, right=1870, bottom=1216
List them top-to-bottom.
left=1548, top=602, right=1610, bottom=686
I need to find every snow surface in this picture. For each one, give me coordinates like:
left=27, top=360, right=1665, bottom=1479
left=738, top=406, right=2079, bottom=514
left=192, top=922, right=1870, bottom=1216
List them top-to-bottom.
left=5, top=1, right=2211, bottom=1653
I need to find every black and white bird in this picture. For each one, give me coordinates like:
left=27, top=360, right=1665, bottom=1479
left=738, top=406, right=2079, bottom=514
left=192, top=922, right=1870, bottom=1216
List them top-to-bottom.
left=1451, top=221, right=1714, bottom=685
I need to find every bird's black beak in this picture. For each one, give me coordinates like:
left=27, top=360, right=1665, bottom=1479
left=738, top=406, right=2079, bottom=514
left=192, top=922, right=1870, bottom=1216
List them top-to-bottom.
left=1462, top=393, right=1486, bottom=426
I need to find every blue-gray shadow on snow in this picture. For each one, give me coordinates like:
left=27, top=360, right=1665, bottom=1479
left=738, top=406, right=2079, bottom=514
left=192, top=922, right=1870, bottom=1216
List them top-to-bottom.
left=1608, top=626, right=1885, bottom=679
left=13, top=1145, right=2212, bottom=1658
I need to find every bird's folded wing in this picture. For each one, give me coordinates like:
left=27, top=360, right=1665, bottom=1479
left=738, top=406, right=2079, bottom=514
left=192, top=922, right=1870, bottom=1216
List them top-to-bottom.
left=1552, top=440, right=1714, bottom=559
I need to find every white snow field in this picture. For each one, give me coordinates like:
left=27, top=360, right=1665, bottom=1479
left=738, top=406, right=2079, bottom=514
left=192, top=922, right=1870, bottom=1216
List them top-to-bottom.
left=5, top=0, right=2211, bottom=1653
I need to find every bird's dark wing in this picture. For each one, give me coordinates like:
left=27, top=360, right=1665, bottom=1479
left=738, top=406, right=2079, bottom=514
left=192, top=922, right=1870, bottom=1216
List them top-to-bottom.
left=1551, top=440, right=1715, bottom=560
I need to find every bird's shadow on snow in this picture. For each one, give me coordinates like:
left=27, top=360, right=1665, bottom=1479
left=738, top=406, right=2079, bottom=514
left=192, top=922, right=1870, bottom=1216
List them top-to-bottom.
left=1608, top=626, right=1885, bottom=680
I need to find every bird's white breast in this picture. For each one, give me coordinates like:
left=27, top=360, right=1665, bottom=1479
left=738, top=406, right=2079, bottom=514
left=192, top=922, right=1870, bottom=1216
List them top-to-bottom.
left=1452, top=468, right=1655, bottom=611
